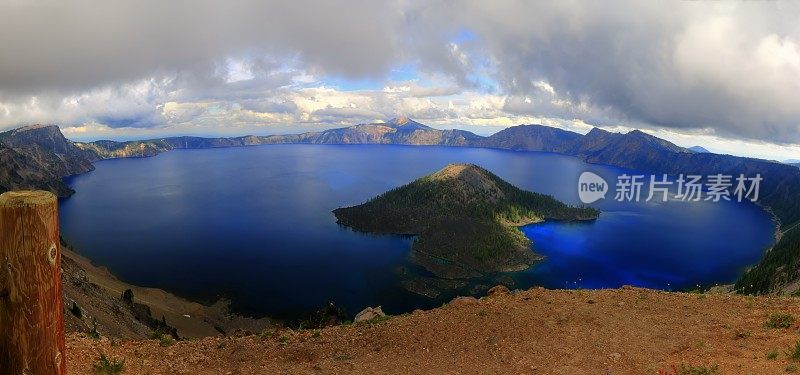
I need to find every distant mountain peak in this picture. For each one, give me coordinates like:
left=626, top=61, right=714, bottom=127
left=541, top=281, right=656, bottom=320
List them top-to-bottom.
left=388, top=116, right=411, bottom=125
left=384, top=117, right=434, bottom=131
left=0, top=123, right=76, bottom=154
left=0, top=123, right=94, bottom=196
left=18, top=123, right=57, bottom=130
left=4, top=124, right=61, bottom=136
left=586, top=127, right=611, bottom=137
left=627, top=129, right=660, bottom=140
left=624, top=130, right=688, bottom=153
left=689, top=146, right=710, bottom=153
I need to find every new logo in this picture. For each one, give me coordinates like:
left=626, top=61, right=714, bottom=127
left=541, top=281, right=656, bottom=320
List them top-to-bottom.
left=578, top=172, right=608, bottom=204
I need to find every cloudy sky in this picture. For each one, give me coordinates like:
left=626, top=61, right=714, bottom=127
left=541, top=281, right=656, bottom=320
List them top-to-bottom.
left=1, top=1, right=799, bottom=161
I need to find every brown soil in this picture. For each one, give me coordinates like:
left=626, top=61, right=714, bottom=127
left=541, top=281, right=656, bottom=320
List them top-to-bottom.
left=66, top=287, right=800, bottom=374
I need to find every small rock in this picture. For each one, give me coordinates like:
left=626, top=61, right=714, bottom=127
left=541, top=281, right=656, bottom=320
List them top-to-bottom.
left=495, top=275, right=515, bottom=288
left=470, top=284, right=489, bottom=295
left=706, top=284, right=734, bottom=294
left=487, top=285, right=510, bottom=297
left=449, top=296, right=479, bottom=307
left=587, top=299, right=596, bottom=304
left=354, top=306, right=386, bottom=323
left=232, top=328, right=251, bottom=337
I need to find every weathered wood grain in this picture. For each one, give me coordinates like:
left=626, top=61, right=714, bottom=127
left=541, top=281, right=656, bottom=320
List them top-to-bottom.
left=0, top=190, right=65, bottom=374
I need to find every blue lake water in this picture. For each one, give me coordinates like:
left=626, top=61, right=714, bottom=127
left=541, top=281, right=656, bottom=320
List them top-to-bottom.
left=59, top=144, right=775, bottom=319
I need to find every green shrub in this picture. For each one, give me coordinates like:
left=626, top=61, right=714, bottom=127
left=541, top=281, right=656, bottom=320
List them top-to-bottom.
left=765, top=313, right=795, bottom=328
left=87, top=320, right=100, bottom=340
left=259, top=329, right=274, bottom=340
left=733, top=329, right=750, bottom=339
left=150, top=330, right=174, bottom=347
left=787, top=340, right=800, bottom=361
left=767, top=349, right=779, bottom=360
left=93, top=352, right=124, bottom=374
left=334, top=353, right=352, bottom=361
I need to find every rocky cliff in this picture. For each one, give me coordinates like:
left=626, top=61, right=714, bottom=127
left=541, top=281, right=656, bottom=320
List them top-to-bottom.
left=0, top=125, right=94, bottom=196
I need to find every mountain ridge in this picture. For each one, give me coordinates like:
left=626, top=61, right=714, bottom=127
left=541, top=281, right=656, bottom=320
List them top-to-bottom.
left=3, top=119, right=800, bottom=295
left=4, top=120, right=798, bottom=225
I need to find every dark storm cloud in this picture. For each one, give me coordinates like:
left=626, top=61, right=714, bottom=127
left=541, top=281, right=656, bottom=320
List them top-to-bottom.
left=0, top=0, right=400, bottom=94
left=1, top=0, right=799, bottom=145
left=410, top=1, right=800, bottom=143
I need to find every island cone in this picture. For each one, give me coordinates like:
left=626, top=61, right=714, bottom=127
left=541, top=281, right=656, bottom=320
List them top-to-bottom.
left=334, top=163, right=598, bottom=278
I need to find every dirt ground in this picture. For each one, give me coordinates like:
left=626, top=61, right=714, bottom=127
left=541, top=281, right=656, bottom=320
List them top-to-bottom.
left=66, top=287, right=800, bottom=374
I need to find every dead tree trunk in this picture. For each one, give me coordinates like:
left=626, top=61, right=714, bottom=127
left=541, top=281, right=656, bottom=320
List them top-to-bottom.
left=0, top=191, right=65, bottom=374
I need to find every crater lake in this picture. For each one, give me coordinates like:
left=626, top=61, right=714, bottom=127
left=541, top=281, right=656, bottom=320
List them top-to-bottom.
left=58, top=144, right=775, bottom=319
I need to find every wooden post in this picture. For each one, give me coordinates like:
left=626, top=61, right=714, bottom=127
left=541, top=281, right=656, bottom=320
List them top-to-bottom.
left=0, top=191, right=65, bottom=375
